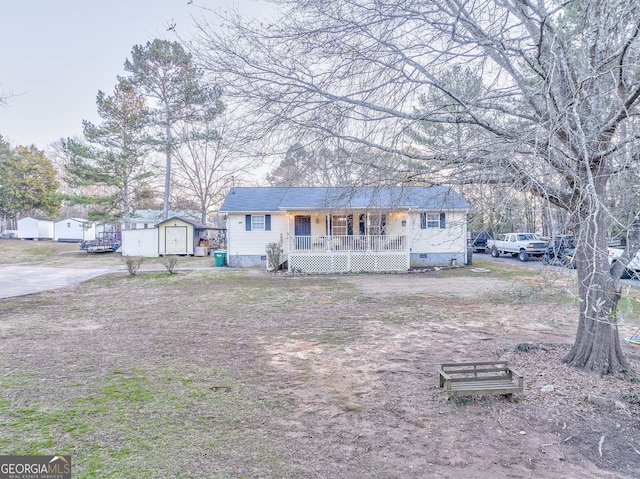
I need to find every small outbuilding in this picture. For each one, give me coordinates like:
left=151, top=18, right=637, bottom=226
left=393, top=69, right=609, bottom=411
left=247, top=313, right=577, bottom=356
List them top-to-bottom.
left=120, top=216, right=225, bottom=257
left=17, top=217, right=54, bottom=240
left=157, top=217, right=203, bottom=256
left=54, top=218, right=96, bottom=243
left=121, top=228, right=160, bottom=257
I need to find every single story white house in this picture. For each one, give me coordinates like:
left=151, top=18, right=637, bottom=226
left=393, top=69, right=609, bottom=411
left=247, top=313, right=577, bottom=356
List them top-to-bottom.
left=219, top=185, right=471, bottom=273
left=122, top=209, right=201, bottom=230
left=17, top=217, right=54, bottom=240
left=54, top=218, right=96, bottom=242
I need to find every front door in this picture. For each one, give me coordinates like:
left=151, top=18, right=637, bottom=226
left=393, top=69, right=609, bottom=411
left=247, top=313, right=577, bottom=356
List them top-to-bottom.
left=294, top=215, right=312, bottom=250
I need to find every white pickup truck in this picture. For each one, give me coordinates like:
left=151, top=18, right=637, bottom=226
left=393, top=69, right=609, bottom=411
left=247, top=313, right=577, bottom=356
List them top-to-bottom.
left=487, top=233, right=548, bottom=262
left=608, top=247, right=640, bottom=279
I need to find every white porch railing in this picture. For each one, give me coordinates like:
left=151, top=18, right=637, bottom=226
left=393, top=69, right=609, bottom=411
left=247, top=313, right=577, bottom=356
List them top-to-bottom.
left=285, top=234, right=406, bottom=253
left=283, top=235, right=409, bottom=273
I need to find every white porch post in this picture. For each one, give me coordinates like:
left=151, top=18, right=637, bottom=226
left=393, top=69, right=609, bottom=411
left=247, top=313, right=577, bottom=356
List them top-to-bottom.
left=406, top=208, right=412, bottom=268
left=286, top=211, right=290, bottom=253
left=326, top=213, right=330, bottom=251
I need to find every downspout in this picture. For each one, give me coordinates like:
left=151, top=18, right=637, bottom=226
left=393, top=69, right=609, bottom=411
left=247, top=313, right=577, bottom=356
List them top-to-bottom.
left=463, top=209, right=469, bottom=265
left=224, top=213, right=230, bottom=260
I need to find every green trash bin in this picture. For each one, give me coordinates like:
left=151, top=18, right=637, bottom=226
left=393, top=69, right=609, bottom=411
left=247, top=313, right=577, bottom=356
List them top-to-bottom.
left=213, top=250, right=227, bottom=267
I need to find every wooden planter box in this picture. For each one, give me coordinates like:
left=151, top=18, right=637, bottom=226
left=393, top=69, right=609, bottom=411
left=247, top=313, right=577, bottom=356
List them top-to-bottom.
left=438, top=361, right=524, bottom=400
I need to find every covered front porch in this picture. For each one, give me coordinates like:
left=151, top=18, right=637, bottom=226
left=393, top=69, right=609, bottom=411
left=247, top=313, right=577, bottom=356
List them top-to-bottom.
left=283, top=233, right=409, bottom=273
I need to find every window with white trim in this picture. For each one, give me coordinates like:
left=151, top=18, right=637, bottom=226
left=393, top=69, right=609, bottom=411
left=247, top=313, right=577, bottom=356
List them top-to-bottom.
left=420, top=212, right=446, bottom=229
left=245, top=214, right=271, bottom=231
left=251, top=215, right=265, bottom=230
left=330, top=215, right=347, bottom=236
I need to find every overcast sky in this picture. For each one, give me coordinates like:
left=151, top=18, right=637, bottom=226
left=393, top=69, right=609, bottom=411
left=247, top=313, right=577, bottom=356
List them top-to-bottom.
left=0, top=0, right=273, bottom=152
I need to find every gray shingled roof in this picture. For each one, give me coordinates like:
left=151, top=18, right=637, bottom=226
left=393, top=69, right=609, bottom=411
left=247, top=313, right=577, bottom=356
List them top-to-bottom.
left=219, top=186, right=470, bottom=212
left=129, top=209, right=200, bottom=222
left=157, top=216, right=209, bottom=229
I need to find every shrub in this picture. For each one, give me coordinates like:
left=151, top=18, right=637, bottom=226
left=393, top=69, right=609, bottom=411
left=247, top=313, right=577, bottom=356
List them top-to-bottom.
left=266, top=242, right=283, bottom=271
left=163, top=255, right=179, bottom=274
left=124, top=256, right=143, bottom=276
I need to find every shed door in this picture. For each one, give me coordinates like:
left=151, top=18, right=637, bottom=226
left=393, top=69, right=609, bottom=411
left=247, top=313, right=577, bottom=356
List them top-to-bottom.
left=165, top=226, right=187, bottom=254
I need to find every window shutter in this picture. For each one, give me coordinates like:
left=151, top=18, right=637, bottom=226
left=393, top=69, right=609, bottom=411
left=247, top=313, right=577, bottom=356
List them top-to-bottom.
left=420, top=212, right=426, bottom=229
left=439, top=213, right=446, bottom=229
left=265, top=214, right=271, bottom=231
left=245, top=215, right=252, bottom=231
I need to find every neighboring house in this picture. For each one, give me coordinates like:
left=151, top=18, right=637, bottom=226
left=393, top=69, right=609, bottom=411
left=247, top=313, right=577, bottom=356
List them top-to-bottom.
left=219, top=186, right=470, bottom=273
left=122, top=209, right=201, bottom=230
left=17, top=217, right=54, bottom=240
left=54, top=218, right=96, bottom=243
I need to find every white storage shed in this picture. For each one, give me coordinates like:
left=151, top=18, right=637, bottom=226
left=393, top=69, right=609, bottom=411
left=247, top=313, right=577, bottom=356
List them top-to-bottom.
left=17, top=217, right=54, bottom=240
left=54, top=218, right=96, bottom=242
left=121, top=228, right=160, bottom=257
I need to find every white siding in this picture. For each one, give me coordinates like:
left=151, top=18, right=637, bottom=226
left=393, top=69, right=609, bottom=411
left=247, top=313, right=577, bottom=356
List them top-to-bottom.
left=226, top=210, right=467, bottom=259
left=286, top=211, right=407, bottom=237
left=408, top=211, right=467, bottom=253
left=384, top=212, right=405, bottom=237
left=226, top=213, right=287, bottom=256
left=308, top=214, right=326, bottom=237
left=17, top=218, right=54, bottom=239
left=17, top=218, right=39, bottom=239
left=54, top=219, right=96, bottom=242
left=38, top=220, right=54, bottom=239
left=84, top=222, right=96, bottom=241
left=122, top=228, right=159, bottom=257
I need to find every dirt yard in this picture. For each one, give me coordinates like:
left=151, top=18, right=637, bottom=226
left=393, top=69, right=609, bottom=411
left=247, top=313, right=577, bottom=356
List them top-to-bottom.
left=1, top=239, right=639, bottom=478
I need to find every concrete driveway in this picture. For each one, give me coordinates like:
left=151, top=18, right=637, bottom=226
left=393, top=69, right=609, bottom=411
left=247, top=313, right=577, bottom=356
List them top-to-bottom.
left=0, top=265, right=113, bottom=299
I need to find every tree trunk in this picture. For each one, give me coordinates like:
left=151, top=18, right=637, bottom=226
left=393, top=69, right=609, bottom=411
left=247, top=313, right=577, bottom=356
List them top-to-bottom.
left=163, top=122, right=172, bottom=222
left=123, top=179, right=131, bottom=227
left=201, top=202, right=207, bottom=225
left=563, top=207, right=629, bottom=374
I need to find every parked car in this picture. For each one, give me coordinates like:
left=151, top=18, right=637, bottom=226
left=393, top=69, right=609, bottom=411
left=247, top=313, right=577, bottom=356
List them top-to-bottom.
left=467, top=231, right=493, bottom=253
left=542, top=235, right=576, bottom=268
left=608, top=247, right=640, bottom=279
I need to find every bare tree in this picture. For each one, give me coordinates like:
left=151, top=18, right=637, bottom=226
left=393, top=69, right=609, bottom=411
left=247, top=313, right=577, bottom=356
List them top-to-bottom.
left=194, top=0, right=640, bottom=374
left=0, top=86, right=13, bottom=108
left=172, top=114, right=251, bottom=223
left=266, top=141, right=402, bottom=187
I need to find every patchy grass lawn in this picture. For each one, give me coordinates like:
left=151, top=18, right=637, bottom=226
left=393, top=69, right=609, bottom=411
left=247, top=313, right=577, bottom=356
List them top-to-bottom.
left=1, top=242, right=640, bottom=478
